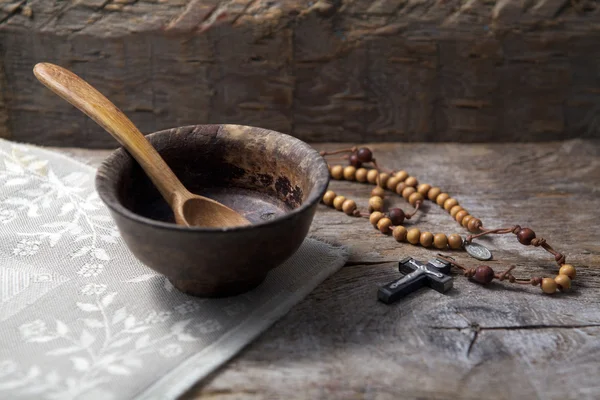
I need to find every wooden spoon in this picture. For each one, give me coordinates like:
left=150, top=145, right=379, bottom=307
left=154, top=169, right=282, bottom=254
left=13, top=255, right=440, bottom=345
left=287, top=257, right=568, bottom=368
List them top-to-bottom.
left=33, top=62, right=250, bottom=228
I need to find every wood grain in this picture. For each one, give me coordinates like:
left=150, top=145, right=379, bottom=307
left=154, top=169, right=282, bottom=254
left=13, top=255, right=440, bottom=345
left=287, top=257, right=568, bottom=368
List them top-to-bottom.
left=1, top=0, right=600, bottom=146
left=56, top=139, right=600, bottom=399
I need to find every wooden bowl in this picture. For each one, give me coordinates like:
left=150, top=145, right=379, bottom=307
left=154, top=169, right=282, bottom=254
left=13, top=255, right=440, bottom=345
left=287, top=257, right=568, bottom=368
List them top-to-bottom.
left=95, top=124, right=330, bottom=297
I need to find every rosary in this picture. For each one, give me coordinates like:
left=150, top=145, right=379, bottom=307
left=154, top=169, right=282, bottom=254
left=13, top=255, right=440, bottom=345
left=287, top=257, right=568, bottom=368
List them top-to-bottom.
left=319, top=146, right=576, bottom=301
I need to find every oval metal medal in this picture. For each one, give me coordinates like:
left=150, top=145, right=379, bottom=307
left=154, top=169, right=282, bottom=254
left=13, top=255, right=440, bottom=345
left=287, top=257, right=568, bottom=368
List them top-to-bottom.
left=464, top=242, right=493, bottom=261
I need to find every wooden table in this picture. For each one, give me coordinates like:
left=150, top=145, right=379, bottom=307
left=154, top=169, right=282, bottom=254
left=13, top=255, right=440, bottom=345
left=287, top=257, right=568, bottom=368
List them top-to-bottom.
left=56, top=139, right=600, bottom=399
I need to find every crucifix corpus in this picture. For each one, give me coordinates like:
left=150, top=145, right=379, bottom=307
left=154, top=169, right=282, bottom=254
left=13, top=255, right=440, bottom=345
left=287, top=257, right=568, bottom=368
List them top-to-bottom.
left=378, top=257, right=454, bottom=304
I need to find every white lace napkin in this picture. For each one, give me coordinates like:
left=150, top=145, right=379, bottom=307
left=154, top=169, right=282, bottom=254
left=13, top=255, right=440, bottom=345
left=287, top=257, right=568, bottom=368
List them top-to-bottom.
left=0, top=138, right=348, bottom=400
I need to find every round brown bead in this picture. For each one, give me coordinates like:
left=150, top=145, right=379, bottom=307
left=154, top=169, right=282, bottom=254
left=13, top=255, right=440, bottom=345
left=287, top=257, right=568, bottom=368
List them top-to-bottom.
left=356, top=147, right=373, bottom=163
left=349, top=153, right=362, bottom=168
left=330, top=165, right=343, bottom=180
left=343, top=166, right=356, bottom=181
left=355, top=168, right=368, bottom=182
left=367, top=169, right=379, bottom=184
left=395, top=170, right=409, bottom=182
left=378, top=172, right=390, bottom=188
left=386, top=176, right=401, bottom=191
left=404, top=176, right=418, bottom=187
left=395, top=182, right=407, bottom=195
left=417, top=183, right=432, bottom=196
left=371, top=186, right=386, bottom=198
left=402, top=186, right=416, bottom=200
left=427, top=187, right=441, bottom=201
left=322, top=190, right=336, bottom=206
left=408, top=192, right=424, bottom=206
left=436, top=193, right=450, bottom=207
left=333, top=195, right=346, bottom=211
left=368, top=196, right=384, bottom=212
left=443, top=198, right=459, bottom=212
left=342, top=199, right=357, bottom=215
left=450, top=205, right=463, bottom=218
left=388, top=208, right=406, bottom=225
left=455, top=210, right=469, bottom=224
left=370, top=211, right=384, bottom=226
left=462, top=215, right=473, bottom=228
left=377, top=217, right=393, bottom=234
left=468, top=218, right=482, bottom=233
left=393, top=226, right=408, bottom=242
left=406, top=228, right=421, bottom=245
left=517, top=228, right=536, bottom=246
left=420, top=232, right=434, bottom=248
left=433, top=233, right=448, bottom=249
left=448, top=234, right=463, bottom=249
left=559, top=264, right=576, bottom=280
left=473, top=266, right=495, bottom=285
left=554, top=274, right=571, bottom=291
left=541, top=278, right=557, bottom=294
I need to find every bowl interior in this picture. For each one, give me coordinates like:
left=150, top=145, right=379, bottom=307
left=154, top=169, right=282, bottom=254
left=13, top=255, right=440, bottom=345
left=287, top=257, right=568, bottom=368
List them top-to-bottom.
left=100, top=124, right=329, bottom=227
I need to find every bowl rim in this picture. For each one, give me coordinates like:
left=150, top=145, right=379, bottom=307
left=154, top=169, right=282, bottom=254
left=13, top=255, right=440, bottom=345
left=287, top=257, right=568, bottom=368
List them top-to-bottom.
left=94, top=124, right=331, bottom=233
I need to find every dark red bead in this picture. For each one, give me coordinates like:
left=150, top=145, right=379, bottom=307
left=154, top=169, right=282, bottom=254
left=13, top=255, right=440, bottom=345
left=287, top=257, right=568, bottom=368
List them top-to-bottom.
left=356, top=147, right=373, bottom=163
left=349, top=153, right=362, bottom=168
left=388, top=208, right=406, bottom=225
left=517, top=228, right=536, bottom=246
left=473, top=265, right=495, bottom=284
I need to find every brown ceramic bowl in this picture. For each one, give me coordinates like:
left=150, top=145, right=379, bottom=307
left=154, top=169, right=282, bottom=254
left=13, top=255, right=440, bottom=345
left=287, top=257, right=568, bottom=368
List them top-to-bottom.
left=95, top=124, right=329, bottom=297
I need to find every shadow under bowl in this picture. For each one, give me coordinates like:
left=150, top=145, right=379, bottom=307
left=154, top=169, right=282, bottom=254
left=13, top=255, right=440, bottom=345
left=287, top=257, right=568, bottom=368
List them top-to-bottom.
left=95, top=124, right=330, bottom=297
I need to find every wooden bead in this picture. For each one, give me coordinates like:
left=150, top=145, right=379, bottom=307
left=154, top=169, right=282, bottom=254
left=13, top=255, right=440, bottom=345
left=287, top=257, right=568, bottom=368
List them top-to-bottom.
left=356, top=147, right=373, bottom=163
left=349, top=153, right=362, bottom=168
left=330, top=165, right=344, bottom=180
left=343, top=166, right=356, bottom=181
left=355, top=168, right=368, bottom=182
left=367, top=169, right=379, bottom=184
left=395, top=170, right=409, bottom=181
left=378, top=172, right=390, bottom=188
left=386, top=176, right=401, bottom=191
left=404, top=176, right=418, bottom=187
left=395, top=182, right=407, bottom=195
left=417, top=183, right=431, bottom=196
left=371, top=186, right=385, bottom=198
left=402, top=186, right=416, bottom=200
left=428, top=187, right=441, bottom=201
left=322, top=190, right=336, bottom=206
left=408, top=192, right=424, bottom=206
left=436, top=193, right=450, bottom=207
left=333, top=196, right=346, bottom=211
left=368, top=196, right=384, bottom=212
left=443, top=198, right=458, bottom=211
left=342, top=199, right=357, bottom=215
left=449, top=205, right=463, bottom=218
left=388, top=208, right=406, bottom=225
left=455, top=210, right=469, bottom=224
left=370, top=211, right=384, bottom=226
left=462, top=215, right=473, bottom=228
left=377, top=217, right=393, bottom=234
left=468, top=218, right=482, bottom=233
left=393, top=226, right=408, bottom=242
left=407, top=228, right=421, bottom=245
left=517, top=228, right=536, bottom=246
left=420, top=232, right=434, bottom=247
left=433, top=233, right=448, bottom=249
left=448, top=234, right=463, bottom=249
left=559, top=264, right=576, bottom=280
left=473, top=266, right=495, bottom=284
left=554, top=274, right=571, bottom=291
left=541, top=278, right=557, bottom=294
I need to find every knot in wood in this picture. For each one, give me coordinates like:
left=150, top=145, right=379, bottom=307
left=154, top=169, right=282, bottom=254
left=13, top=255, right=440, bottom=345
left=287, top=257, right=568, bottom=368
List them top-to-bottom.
left=511, top=225, right=522, bottom=234
left=530, top=237, right=546, bottom=247
left=555, top=253, right=566, bottom=265
left=464, top=268, right=476, bottom=278
left=531, top=277, right=542, bottom=286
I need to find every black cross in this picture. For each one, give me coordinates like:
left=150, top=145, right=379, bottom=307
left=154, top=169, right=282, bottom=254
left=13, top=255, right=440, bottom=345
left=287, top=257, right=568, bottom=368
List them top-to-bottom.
left=378, top=257, right=453, bottom=304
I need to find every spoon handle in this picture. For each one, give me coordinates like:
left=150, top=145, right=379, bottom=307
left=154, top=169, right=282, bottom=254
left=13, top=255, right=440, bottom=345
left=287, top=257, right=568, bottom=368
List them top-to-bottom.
left=33, top=62, right=187, bottom=207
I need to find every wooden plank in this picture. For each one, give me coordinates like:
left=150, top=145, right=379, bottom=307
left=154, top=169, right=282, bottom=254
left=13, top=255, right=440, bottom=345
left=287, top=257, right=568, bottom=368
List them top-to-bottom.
left=1, top=1, right=600, bottom=146
left=54, top=139, right=600, bottom=399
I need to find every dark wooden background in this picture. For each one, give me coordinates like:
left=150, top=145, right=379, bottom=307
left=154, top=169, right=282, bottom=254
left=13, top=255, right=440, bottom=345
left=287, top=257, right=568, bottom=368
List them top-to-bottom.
left=1, top=0, right=600, bottom=148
